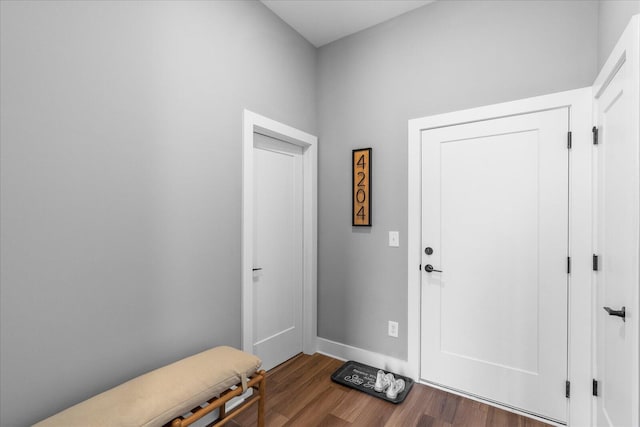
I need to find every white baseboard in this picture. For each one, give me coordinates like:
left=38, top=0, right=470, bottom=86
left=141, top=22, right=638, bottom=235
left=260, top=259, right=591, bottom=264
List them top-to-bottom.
left=315, top=337, right=412, bottom=378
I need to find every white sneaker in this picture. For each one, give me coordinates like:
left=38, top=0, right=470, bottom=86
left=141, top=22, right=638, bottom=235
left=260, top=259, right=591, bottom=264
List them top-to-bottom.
left=374, top=370, right=389, bottom=392
left=384, top=372, right=395, bottom=384
left=382, top=373, right=395, bottom=391
left=386, top=378, right=405, bottom=400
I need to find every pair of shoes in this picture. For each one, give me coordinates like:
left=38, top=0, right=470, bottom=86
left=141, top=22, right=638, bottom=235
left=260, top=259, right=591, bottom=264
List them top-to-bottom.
left=373, top=370, right=406, bottom=399
left=374, top=370, right=391, bottom=392
left=386, top=377, right=406, bottom=400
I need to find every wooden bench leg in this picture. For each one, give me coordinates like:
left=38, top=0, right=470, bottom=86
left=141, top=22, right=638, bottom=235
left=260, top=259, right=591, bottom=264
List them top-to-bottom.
left=169, top=371, right=266, bottom=427
left=257, top=371, right=266, bottom=427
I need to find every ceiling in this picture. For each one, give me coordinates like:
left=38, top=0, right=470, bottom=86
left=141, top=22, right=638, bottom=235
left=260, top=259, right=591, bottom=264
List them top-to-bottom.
left=260, top=0, right=435, bottom=47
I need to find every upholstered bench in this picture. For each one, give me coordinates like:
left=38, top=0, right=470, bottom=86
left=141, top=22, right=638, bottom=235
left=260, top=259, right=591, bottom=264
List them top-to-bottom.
left=33, top=346, right=265, bottom=427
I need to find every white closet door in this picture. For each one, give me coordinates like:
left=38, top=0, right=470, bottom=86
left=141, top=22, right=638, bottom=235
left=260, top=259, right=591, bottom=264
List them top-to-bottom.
left=593, top=15, right=640, bottom=427
left=253, top=133, right=303, bottom=371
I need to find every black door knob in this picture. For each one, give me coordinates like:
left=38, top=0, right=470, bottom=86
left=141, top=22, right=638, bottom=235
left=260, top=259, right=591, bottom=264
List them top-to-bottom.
left=424, top=264, right=442, bottom=273
left=603, top=306, right=626, bottom=321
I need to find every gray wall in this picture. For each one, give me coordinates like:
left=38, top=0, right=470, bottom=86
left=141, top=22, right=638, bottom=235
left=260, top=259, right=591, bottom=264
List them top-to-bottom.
left=316, top=0, right=598, bottom=360
left=598, top=0, right=640, bottom=68
left=0, top=1, right=315, bottom=426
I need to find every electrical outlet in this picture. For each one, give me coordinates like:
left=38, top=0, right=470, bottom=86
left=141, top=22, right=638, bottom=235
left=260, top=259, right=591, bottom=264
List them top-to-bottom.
left=388, top=321, right=399, bottom=338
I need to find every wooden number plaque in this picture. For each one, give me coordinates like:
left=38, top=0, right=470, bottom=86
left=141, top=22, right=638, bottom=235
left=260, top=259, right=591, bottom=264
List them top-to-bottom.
left=352, top=148, right=371, bottom=226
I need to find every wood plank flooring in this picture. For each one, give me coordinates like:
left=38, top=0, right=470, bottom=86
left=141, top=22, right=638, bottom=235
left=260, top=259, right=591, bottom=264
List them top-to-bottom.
left=222, top=353, right=553, bottom=427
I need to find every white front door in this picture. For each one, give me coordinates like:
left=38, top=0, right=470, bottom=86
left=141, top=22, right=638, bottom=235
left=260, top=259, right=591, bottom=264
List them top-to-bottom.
left=593, top=16, right=640, bottom=427
left=420, top=108, right=569, bottom=422
left=252, top=132, right=303, bottom=371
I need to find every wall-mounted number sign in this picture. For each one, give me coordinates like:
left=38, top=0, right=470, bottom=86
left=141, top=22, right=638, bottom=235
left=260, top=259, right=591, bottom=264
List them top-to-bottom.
left=352, top=148, right=371, bottom=226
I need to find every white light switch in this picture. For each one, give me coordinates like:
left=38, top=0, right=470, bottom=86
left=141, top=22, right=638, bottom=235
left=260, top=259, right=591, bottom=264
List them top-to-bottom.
left=389, top=231, right=399, bottom=247
left=388, top=321, right=399, bottom=338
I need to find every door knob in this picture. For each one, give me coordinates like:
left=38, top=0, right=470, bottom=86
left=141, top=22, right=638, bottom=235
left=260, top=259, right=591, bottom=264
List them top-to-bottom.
left=424, top=264, right=442, bottom=273
left=252, top=268, right=263, bottom=271
left=603, top=306, right=626, bottom=322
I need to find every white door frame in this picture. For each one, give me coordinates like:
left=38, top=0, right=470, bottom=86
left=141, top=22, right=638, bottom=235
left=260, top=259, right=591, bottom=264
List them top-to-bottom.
left=407, top=88, right=592, bottom=426
left=242, top=110, right=318, bottom=357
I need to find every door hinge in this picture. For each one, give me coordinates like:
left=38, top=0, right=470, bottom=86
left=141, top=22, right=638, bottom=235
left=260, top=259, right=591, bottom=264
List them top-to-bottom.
left=593, top=126, right=599, bottom=145
left=567, top=131, right=572, bottom=149
left=593, top=254, right=599, bottom=271
left=567, top=256, right=571, bottom=274
left=593, top=379, right=598, bottom=396
left=566, top=380, right=571, bottom=398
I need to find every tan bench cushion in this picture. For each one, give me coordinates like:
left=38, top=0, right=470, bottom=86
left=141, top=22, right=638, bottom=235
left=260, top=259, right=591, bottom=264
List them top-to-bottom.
left=34, top=346, right=262, bottom=427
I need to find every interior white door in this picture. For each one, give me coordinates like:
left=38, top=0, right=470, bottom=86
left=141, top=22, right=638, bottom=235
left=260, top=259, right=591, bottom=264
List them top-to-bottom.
left=593, top=17, right=640, bottom=427
left=420, top=109, right=569, bottom=422
left=253, top=132, right=303, bottom=372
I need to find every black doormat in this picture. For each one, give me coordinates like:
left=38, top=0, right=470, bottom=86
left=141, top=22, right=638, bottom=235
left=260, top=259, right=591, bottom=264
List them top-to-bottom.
left=330, top=360, right=414, bottom=404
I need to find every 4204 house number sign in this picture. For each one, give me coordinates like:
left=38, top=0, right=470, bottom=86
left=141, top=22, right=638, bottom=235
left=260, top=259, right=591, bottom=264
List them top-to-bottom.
left=352, top=148, right=371, bottom=226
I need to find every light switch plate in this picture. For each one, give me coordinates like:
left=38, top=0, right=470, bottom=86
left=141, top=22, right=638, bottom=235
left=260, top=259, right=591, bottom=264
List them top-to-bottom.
left=389, top=231, right=399, bottom=247
left=388, top=321, right=399, bottom=338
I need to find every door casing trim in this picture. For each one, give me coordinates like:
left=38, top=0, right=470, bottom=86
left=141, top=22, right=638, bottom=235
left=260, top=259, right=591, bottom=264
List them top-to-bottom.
left=407, top=88, right=592, bottom=426
left=242, top=110, right=318, bottom=357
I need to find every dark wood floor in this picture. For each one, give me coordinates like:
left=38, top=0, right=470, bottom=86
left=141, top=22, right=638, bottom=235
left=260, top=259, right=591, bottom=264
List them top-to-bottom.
left=223, top=353, right=552, bottom=427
